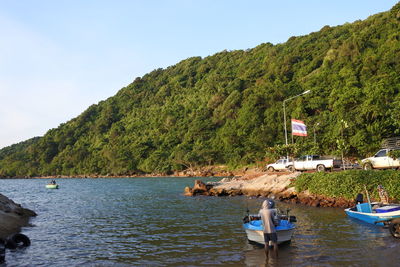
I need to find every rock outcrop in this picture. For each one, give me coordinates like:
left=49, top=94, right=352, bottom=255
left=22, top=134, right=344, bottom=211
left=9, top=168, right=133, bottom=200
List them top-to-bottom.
left=184, top=172, right=354, bottom=208
left=0, top=194, right=36, bottom=239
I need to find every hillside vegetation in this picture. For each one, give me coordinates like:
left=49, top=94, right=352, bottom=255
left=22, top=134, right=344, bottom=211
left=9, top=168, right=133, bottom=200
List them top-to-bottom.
left=1, top=4, right=400, bottom=177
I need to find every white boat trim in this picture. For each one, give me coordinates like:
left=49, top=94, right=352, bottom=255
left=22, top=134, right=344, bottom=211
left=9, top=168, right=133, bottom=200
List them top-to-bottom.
left=245, top=228, right=294, bottom=245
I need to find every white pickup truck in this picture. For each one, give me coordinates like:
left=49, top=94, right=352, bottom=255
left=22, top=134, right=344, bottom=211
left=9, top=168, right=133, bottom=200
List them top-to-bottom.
left=361, top=148, right=400, bottom=170
left=289, top=155, right=341, bottom=172
left=265, top=158, right=293, bottom=172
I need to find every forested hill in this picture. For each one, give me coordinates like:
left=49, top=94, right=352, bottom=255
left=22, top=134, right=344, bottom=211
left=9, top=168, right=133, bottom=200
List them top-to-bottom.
left=1, top=4, right=400, bottom=177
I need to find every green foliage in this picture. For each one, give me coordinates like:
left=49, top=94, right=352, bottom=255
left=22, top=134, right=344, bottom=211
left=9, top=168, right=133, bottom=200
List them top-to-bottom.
left=1, top=3, right=400, bottom=176
left=266, top=142, right=322, bottom=162
left=266, top=144, right=301, bottom=161
left=388, top=150, right=400, bottom=160
left=294, top=170, right=400, bottom=200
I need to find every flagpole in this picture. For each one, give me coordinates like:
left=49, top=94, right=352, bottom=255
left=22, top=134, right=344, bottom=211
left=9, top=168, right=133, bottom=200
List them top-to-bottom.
left=283, top=90, right=311, bottom=147
left=283, top=101, right=288, bottom=146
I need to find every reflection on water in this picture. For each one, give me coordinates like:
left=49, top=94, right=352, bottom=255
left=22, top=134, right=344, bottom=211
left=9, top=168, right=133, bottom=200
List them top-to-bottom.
left=0, top=178, right=399, bottom=266
left=244, top=201, right=400, bottom=266
left=244, top=242, right=292, bottom=267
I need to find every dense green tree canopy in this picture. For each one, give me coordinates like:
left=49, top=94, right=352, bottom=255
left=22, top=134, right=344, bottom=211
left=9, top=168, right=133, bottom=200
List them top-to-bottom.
left=1, top=3, right=400, bottom=177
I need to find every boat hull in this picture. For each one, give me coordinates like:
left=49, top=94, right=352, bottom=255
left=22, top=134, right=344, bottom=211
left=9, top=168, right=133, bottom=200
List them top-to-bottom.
left=46, top=184, right=59, bottom=189
left=345, top=208, right=400, bottom=226
left=243, top=220, right=295, bottom=245
left=244, top=228, right=294, bottom=245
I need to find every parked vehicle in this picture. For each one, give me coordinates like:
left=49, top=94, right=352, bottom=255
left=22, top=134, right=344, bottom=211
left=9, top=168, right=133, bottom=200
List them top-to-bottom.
left=361, top=149, right=400, bottom=170
left=290, top=155, right=341, bottom=172
left=265, top=158, right=293, bottom=172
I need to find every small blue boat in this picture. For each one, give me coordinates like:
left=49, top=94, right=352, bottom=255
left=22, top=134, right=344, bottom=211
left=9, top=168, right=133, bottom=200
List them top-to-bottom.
left=345, top=203, right=400, bottom=226
left=243, top=215, right=296, bottom=245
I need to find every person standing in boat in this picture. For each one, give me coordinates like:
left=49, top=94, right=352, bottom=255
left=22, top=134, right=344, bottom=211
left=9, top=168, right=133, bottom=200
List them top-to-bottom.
left=377, top=185, right=389, bottom=205
left=259, top=199, right=279, bottom=257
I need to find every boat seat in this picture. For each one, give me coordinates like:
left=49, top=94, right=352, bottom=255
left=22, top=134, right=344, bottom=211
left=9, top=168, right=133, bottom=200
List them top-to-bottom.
left=357, top=203, right=372, bottom=213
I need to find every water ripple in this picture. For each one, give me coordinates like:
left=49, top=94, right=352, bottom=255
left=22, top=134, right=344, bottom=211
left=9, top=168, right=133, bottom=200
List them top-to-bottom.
left=1, top=178, right=400, bottom=266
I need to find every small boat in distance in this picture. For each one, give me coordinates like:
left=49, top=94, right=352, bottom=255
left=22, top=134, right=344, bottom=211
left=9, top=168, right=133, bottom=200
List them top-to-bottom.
left=46, top=180, right=59, bottom=189
left=243, top=213, right=296, bottom=245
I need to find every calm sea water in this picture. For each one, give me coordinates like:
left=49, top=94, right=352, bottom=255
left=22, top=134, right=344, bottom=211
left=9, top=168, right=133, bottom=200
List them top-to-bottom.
left=1, top=177, right=400, bottom=266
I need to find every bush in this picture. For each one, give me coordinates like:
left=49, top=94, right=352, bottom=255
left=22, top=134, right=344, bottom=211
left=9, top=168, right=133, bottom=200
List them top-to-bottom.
left=388, top=150, right=400, bottom=160
left=293, top=170, right=400, bottom=200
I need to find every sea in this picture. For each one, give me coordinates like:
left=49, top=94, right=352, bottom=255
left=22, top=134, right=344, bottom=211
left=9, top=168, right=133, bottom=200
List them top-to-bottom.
left=1, top=177, right=399, bottom=266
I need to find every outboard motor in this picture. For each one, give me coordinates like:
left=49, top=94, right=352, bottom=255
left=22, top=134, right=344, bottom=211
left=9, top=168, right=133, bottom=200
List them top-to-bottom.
left=355, top=193, right=364, bottom=204
left=267, top=199, right=275, bottom=209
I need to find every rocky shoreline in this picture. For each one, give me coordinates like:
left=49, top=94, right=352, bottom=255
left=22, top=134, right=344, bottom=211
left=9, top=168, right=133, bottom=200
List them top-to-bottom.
left=184, top=171, right=354, bottom=208
left=0, top=194, right=36, bottom=239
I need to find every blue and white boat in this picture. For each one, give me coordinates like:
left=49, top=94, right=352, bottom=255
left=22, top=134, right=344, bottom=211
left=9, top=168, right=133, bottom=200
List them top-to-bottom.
left=345, top=202, right=400, bottom=226
left=243, top=215, right=296, bottom=245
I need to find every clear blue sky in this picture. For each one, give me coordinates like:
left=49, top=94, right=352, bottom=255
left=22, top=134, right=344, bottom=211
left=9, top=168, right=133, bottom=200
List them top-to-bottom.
left=0, top=0, right=398, bottom=148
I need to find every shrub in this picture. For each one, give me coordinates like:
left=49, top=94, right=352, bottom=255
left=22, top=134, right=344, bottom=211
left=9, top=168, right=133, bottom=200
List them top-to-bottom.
left=293, top=170, right=400, bottom=200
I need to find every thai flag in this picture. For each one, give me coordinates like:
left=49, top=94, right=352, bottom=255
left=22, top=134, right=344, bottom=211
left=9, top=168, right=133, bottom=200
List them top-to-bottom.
left=291, top=119, right=307, bottom=136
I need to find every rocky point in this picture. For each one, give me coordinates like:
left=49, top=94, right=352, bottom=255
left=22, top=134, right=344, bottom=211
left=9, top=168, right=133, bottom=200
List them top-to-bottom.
left=184, top=171, right=354, bottom=208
